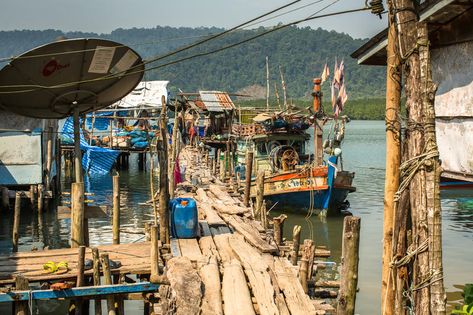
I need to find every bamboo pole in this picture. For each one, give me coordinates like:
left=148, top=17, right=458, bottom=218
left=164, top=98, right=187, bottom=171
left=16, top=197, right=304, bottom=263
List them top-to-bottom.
left=381, top=5, right=402, bottom=314
left=158, top=96, right=170, bottom=244
left=243, top=151, right=254, bottom=207
left=255, top=171, right=265, bottom=218
left=112, top=174, right=120, bottom=245
left=71, top=182, right=85, bottom=248
left=1, top=187, right=9, bottom=211
left=12, top=192, right=21, bottom=252
left=337, top=216, right=361, bottom=315
left=291, top=225, right=302, bottom=265
left=92, top=247, right=102, bottom=315
left=100, top=253, right=116, bottom=315
left=14, top=275, right=29, bottom=315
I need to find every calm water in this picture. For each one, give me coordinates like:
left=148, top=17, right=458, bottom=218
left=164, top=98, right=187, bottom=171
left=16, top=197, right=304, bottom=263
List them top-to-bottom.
left=0, top=120, right=472, bottom=314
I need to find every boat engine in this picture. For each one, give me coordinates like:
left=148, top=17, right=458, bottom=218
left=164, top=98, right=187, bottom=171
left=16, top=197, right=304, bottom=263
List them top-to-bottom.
left=269, top=145, right=299, bottom=172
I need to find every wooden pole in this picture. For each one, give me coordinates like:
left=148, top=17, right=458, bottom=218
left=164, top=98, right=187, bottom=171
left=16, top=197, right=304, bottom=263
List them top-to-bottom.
left=381, top=4, right=402, bottom=314
left=418, top=22, right=446, bottom=314
left=266, top=56, right=270, bottom=110
left=279, top=65, right=287, bottom=110
left=158, top=96, right=170, bottom=244
left=169, top=103, right=179, bottom=198
left=73, top=107, right=83, bottom=183
left=45, top=126, right=53, bottom=191
left=56, top=137, right=62, bottom=196
left=243, top=151, right=254, bottom=207
left=255, top=171, right=265, bottom=218
left=112, top=174, right=120, bottom=245
left=71, top=182, right=85, bottom=248
left=37, top=184, right=44, bottom=213
left=30, top=185, right=36, bottom=210
left=1, top=187, right=9, bottom=211
left=12, top=192, right=21, bottom=252
left=273, top=214, right=287, bottom=245
left=337, top=216, right=361, bottom=315
left=150, top=225, right=161, bottom=283
left=291, top=225, right=302, bottom=265
left=75, top=245, right=86, bottom=315
left=92, top=247, right=102, bottom=315
left=100, top=253, right=116, bottom=315
left=299, top=258, right=309, bottom=294
left=14, top=275, right=29, bottom=315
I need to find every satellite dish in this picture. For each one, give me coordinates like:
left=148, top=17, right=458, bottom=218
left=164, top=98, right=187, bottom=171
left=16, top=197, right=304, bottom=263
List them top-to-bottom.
left=0, top=38, right=145, bottom=119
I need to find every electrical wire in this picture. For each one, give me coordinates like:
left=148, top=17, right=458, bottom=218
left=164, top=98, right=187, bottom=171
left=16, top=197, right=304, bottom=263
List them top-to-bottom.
left=0, top=6, right=371, bottom=94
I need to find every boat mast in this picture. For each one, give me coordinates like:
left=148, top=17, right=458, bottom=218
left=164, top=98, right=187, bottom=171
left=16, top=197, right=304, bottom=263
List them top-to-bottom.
left=266, top=56, right=270, bottom=111
left=279, top=65, right=288, bottom=110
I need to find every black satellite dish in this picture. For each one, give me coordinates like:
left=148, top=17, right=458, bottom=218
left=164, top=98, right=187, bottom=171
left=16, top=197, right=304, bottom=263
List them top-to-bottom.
left=0, top=38, right=145, bottom=118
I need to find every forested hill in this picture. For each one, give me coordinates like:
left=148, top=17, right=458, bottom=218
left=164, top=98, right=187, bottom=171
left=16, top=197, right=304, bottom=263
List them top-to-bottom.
left=0, top=26, right=385, bottom=99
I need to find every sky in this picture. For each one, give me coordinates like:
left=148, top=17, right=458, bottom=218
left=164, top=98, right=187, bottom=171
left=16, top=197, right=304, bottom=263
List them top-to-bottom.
left=0, top=0, right=387, bottom=39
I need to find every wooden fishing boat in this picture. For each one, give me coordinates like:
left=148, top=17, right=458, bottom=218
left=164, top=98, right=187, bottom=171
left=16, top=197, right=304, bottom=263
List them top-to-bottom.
left=234, top=78, right=355, bottom=215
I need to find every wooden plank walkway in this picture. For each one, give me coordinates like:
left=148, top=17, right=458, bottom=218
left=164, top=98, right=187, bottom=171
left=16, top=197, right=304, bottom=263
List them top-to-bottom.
left=0, top=242, right=153, bottom=285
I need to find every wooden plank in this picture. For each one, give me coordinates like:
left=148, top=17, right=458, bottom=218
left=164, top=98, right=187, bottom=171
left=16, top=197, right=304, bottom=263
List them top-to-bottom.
left=199, top=202, right=226, bottom=226
left=57, top=205, right=109, bottom=219
left=220, top=214, right=276, bottom=253
left=200, top=221, right=212, bottom=237
left=213, top=234, right=235, bottom=264
left=229, top=234, right=280, bottom=315
left=199, top=236, right=220, bottom=260
left=170, top=239, right=182, bottom=257
left=178, top=239, right=203, bottom=262
left=198, top=256, right=223, bottom=315
left=166, top=257, right=202, bottom=315
left=272, top=257, right=316, bottom=314
left=222, top=260, right=256, bottom=315
left=0, top=282, right=160, bottom=302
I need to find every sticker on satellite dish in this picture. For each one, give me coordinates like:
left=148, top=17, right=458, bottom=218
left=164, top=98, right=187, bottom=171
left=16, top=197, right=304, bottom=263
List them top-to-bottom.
left=88, top=46, right=116, bottom=74
left=110, top=50, right=139, bottom=75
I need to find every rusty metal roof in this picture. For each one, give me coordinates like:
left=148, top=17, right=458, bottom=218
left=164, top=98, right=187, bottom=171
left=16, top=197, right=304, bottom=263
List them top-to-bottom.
left=199, top=91, right=235, bottom=112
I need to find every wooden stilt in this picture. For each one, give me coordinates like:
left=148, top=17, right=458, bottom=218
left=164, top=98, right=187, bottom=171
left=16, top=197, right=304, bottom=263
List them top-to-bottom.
left=158, top=96, right=170, bottom=244
left=73, top=107, right=83, bottom=183
left=45, top=126, right=53, bottom=191
left=56, top=137, right=62, bottom=196
left=243, top=151, right=254, bottom=207
left=255, top=171, right=265, bottom=218
left=112, top=174, right=120, bottom=245
left=71, top=182, right=85, bottom=248
left=37, top=184, right=44, bottom=213
left=30, top=185, right=37, bottom=210
left=1, top=187, right=9, bottom=211
left=13, top=192, right=21, bottom=252
left=337, top=216, right=361, bottom=315
left=150, top=225, right=161, bottom=284
left=291, top=225, right=302, bottom=265
left=75, top=245, right=86, bottom=315
left=92, top=247, right=102, bottom=315
left=100, top=253, right=116, bottom=315
left=299, top=258, right=309, bottom=294
left=14, top=275, right=29, bottom=315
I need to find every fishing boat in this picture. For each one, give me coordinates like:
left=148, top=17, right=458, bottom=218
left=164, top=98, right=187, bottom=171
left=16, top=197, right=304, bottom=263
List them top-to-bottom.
left=234, top=78, right=355, bottom=215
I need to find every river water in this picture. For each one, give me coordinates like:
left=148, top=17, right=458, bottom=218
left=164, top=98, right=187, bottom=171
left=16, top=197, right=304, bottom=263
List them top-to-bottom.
left=0, top=120, right=472, bottom=314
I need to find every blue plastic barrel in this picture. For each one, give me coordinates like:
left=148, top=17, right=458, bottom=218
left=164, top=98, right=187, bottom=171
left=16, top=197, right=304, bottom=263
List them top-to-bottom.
left=169, top=198, right=199, bottom=238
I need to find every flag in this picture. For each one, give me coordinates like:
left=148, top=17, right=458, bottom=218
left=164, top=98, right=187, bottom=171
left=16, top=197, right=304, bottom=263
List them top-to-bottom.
left=333, top=59, right=340, bottom=89
left=321, top=63, right=330, bottom=83
left=339, top=83, right=348, bottom=106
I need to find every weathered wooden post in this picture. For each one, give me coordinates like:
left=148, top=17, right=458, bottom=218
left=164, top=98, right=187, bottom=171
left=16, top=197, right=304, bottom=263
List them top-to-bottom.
left=381, top=3, right=402, bottom=313
left=158, top=95, right=170, bottom=244
left=73, top=108, right=83, bottom=183
left=45, top=126, right=53, bottom=191
left=55, top=137, right=62, bottom=196
left=243, top=151, right=254, bottom=207
left=255, top=171, right=265, bottom=218
left=112, top=174, right=120, bottom=245
left=71, top=182, right=85, bottom=248
left=37, top=184, right=44, bottom=213
left=30, top=185, right=37, bottom=210
left=1, top=187, right=9, bottom=211
left=12, top=192, right=21, bottom=252
left=273, top=214, right=287, bottom=245
left=337, top=216, right=360, bottom=315
left=150, top=225, right=161, bottom=284
left=291, top=225, right=302, bottom=265
left=75, top=245, right=86, bottom=315
left=92, top=247, right=102, bottom=315
left=100, top=253, right=116, bottom=315
left=14, top=275, right=29, bottom=315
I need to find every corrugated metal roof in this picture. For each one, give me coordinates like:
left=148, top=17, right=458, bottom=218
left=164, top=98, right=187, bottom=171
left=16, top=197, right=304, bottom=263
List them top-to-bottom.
left=199, top=91, right=235, bottom=112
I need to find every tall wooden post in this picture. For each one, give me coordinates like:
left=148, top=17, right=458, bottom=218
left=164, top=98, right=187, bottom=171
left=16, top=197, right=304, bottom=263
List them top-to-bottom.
left=381, top=4, right=402, bottom=314
left=418, top=22, right=446, bottom=314
left=266, top=56, right=270, bottom=110
left=312, top=78, right=323, bottom=165
left=159, top=96, right=170, bottom=244
left=170, top=103, right=180, bottom=198
left=73, top=107, right=83, bottom=183
left=45, top=126, right=53, bottom=191
left=243, top=151, right=254, bottom=207
left=112, top=174, right=120, bottom=245
left=71, top=182, right=85, bottom=248
left=12, top=192, right=21, bottom=252
left=273, top=214, right=287, bottom=245
left=337, top=216, right=361, bottom=315
left=150, top=225, right=160, bottom=283
left=291, top=225, right=302, bottom=265
left=75, top=245, right=86, bottom=315
left=92, top=247, right=102, bottom=315
left=100, top=253, right=116, bottom=315
left=14, top=275, right=29, bottom=315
